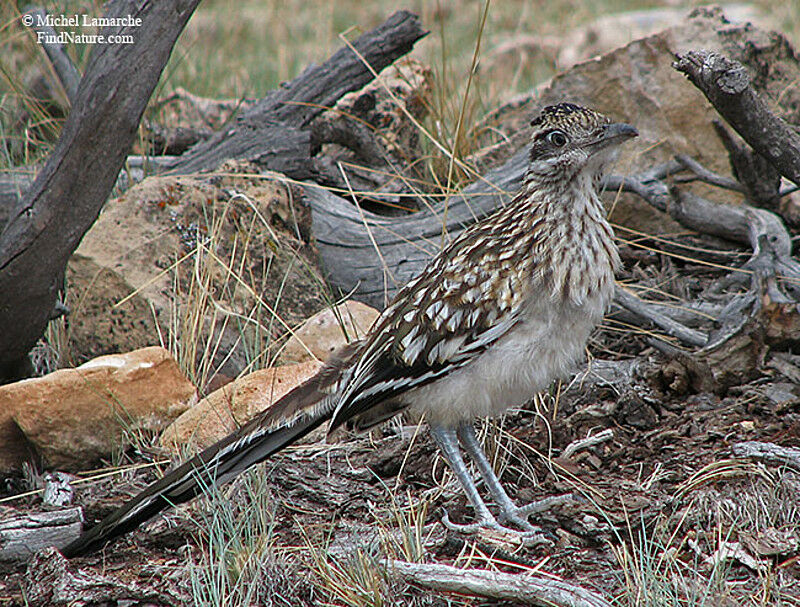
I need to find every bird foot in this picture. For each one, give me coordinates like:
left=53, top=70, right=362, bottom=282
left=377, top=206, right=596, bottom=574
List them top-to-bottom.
left=506, top=492, right=576, bottom=519
left=441, top=509, right=551, bottom=548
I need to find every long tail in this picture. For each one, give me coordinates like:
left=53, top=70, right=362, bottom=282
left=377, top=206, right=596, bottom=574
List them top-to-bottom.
left=62, top=343, right=360, bottom=558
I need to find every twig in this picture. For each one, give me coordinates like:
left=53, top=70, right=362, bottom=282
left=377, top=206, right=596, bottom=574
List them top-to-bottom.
left=673, top=154, right=744, bottom=193
left=614, top=286, right=708, bottom=347
left=562, top=429, right=614, bottom=459
left=732, top=441, right=800, bottom=472
left=384, top=559, right=613, bottom=607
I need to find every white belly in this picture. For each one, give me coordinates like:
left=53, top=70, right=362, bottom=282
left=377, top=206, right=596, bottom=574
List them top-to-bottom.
left=404, top=294, right=607, bottom=426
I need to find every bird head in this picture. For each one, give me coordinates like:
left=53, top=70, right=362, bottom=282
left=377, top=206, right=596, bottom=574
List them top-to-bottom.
left=526, top=102, right=637, bottom=183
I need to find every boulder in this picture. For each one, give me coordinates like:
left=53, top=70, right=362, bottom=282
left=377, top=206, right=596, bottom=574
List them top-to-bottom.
left=555, top=4, right=764, bottom=69
left=479, top=7, right=800, bottom=234
left=66, top=163, right=326, bottom=377
left=279, top=300, right=379, bottom=364
left=0, top=347, right=196, bottom=473
left=160, top=361, right=322, bottom=454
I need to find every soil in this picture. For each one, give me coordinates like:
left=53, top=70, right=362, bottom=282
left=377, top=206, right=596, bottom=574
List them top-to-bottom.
left=2, top=280, right=799, bottom=605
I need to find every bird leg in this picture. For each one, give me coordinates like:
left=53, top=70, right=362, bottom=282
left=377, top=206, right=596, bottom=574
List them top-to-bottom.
left=456, top=422, right=573, bottom=524
left=429, top=424, right=549, bottom=546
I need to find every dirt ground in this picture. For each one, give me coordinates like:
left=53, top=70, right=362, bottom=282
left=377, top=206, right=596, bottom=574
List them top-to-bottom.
left=2, top=271, right=799, bottom=606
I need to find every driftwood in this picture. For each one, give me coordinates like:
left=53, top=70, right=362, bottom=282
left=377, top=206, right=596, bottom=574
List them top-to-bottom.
left=0, top=0, right=201, bottom=381
left=165, top=11, right=427, bottom=178
left=0, top=507, right=82, bottom=561
left=385, top=559, right=613, bottom=607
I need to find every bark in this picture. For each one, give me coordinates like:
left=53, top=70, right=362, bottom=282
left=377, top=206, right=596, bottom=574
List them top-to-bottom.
left=0, top=0, right=200, bottom=381
left=166, top=10, right=427, bottom=176
left=673, top=51, right=800, bottom=186
left=732, top=441, right=800, bottom=471
left=0, top=507, right=82, bottom=561
left=24, top=547, right=185, bottom=604
left=386, top=559, right=613, bottom=607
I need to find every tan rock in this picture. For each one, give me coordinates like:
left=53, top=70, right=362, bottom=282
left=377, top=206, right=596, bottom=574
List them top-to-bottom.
left=555, top=5, right=765, bottom=69
left=476, top=7, right=800, bottom=236
left=67, top=165, right=325, bottom=374
left=279, top=301, right=379, bottom=364
left=1, top=347, right=196, bottom=473
left=160, top=361, right=322, bottom=454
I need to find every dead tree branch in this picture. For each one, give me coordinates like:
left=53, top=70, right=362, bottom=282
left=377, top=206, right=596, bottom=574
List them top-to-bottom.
left=0, top=0, right=201, bottom=382
left=167, top=11, right=427, bottom=176
left=673, top=51, right=800, bottom=186
left=614, top=287, right=708, bottom=346
left=385, top=559, right=613, bottom=607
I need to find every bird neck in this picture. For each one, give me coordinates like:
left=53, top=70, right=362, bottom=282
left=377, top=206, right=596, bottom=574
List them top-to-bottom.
left=521, top=170, right=620, bottom=307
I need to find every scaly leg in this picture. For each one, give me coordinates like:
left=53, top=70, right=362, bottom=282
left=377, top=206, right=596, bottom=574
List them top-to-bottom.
left=456, top=422, right=573, bottom=525
left=430, top=424, right=547, bottom=546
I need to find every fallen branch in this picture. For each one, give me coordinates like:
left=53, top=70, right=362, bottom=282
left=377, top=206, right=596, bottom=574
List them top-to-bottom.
left=168, top=11, right=427, bottom=176
left=673, top=51, right=800, bottom=186
left=615, top=287, right=708, bottom=347
left=562, top=428, right=614, bottom=460
left=732, top=441, right=800, bottom=472
left=0, top=507, right=82, bottom=561
left=385, top=559, right=613, bottom=607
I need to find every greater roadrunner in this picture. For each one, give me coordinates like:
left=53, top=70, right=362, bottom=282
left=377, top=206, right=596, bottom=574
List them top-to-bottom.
left=62, top=103, right=637, bottom=557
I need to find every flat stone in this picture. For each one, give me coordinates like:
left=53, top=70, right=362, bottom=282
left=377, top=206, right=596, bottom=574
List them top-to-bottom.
left=160, top=361, right=322, bottom=454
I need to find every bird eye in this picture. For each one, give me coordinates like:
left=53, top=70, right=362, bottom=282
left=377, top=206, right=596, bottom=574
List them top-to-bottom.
left=547, top=130, right=568, bottom=147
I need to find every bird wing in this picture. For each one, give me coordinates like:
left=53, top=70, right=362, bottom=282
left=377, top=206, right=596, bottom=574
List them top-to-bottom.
left=329, top=220, right=536, bottom=430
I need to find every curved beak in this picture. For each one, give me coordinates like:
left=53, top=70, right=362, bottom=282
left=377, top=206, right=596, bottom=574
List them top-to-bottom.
left=603, top=122, right=638, bottom=142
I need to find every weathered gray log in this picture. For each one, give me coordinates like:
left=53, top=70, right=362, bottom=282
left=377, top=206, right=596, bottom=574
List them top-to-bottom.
left=0, top=0, right=200, bottom=381
left=167, top=10, right=427, bottom=177
left=673, top=51, right=800, bottom=187
left=305, top=148, right=528, bottom=307
left=0, top=507, right=82, bottom=561
left=386, top=559, right=613, bottom=607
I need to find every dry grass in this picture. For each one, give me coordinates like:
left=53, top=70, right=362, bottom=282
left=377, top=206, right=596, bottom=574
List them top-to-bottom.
left=1, top=2, right=799, bottom=606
